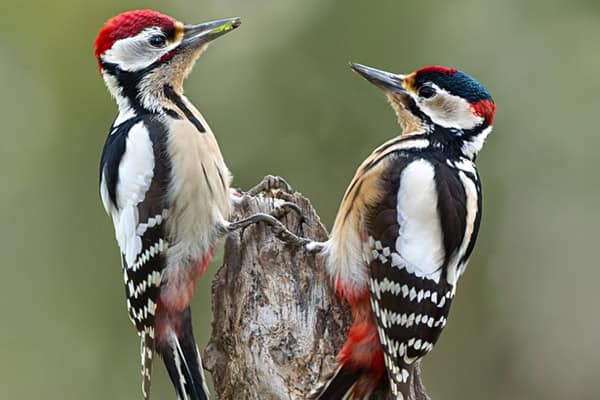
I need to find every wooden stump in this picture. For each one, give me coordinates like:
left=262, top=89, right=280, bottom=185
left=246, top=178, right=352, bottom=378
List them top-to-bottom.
left=203, top=180, right=430, bottom=400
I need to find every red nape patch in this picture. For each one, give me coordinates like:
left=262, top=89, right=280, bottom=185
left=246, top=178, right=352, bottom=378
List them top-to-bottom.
left=94, top=9, right=175, bottom=67
left=416, top=65, right=458, bottom=75
left=471, top=98, right=496, bottom=125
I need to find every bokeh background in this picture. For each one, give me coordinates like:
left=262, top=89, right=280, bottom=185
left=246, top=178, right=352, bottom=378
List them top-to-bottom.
left=2, top=0, right=599, bottom=399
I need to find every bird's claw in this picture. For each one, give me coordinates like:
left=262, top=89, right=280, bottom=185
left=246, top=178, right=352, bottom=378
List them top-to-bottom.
left=247, top=175, right=294, bottom=197
left=270, top=201, right=303, bottom=221
left=226, top=212, right=311, bottom=248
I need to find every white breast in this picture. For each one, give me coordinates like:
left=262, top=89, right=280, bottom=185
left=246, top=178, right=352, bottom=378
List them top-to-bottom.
left=164, top=115, right=232, bottom=269
left=394, top=159, right=445, bottom=282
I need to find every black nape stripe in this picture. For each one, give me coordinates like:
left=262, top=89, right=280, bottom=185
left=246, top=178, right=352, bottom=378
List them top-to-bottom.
left=102, top=61, right=160, bottom=115
left=102, top=62, right=181, bottom=121
left=163, top=85, right=206, bottom=133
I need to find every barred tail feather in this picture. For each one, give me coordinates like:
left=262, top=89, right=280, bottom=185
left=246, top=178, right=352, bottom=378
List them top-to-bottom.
left=159, top=308, right=209, bottom=400
left=141, top=331, right=155, bottom=400
left=385, top=358, right=414, bottom=400
left=309, top=364, right=362, bottom=400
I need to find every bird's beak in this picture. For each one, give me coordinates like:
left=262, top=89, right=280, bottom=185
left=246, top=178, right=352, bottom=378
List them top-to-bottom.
left=180, top=17, right=241, bottom=49
left=350, top=63, right=408, bottom=94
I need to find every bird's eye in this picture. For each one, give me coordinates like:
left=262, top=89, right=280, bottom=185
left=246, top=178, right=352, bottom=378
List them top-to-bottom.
left=149, top=35, right=167, bottom=48
left=418, top=85, right=437, bottom=99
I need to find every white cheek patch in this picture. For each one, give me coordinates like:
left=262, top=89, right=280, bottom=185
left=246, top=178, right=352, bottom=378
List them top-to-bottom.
left=102, top=28, right=178, bottom=72
left=420, top=88, right=484, bottom=130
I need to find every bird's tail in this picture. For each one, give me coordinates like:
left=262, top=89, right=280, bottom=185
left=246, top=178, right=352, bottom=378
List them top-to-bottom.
left=311, top=296, right=387, bottom=399
left=157, top=307, right=210, bottom=400
left=140, top=330, right=155, bottom=400
left=385, top=359, right=414, bottom=400
left=311, top=362, right=410, bottom=400
left=309, top=364, right=363, bottom=400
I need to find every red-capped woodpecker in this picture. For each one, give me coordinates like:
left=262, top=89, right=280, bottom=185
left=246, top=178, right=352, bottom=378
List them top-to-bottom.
left=95, top=10, right=245, bottom=400
left=307, top=64, right=496, bottom=399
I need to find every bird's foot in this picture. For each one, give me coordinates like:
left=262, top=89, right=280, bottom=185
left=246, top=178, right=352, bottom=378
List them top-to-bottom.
left=246, top=175, right=294, bottom=197
left=270, top=200, right=303, bottom=221
left=226, top=213, right=317, bottom=249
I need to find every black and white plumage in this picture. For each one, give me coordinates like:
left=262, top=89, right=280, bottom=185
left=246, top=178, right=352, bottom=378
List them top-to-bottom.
left=95, top=10, right=242, bottom=400
left=312, top=64, right=495, bottom=399
left=100, top=114, right=172, bottom=397
left=364, top=135, right=481, bottom=397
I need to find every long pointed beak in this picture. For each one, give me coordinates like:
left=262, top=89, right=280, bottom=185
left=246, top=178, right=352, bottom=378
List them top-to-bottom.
left=180, top=17, right=241, bottom=49
left=350, top=63, right=407, bottom=94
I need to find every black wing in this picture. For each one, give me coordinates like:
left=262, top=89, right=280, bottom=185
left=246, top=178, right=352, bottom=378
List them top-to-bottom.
left=100, top=115, right=171, bottom=334
left=366, top=154, right=471, bottom=395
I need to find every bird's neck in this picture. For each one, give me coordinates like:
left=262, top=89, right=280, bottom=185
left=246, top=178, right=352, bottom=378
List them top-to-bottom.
left=103, top=63, right=185, bottom=121
left=427, top=123, right=492, bottom=161
left=458, top=125, right=493, bottom=159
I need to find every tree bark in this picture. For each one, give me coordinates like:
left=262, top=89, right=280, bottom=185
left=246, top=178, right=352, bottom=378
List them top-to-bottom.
left=203, top=179, right=430, bottom=400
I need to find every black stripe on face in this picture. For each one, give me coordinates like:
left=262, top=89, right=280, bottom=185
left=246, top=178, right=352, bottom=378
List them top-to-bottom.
left=102, top=61, right=160, bottom=115
left=102, top=62, right=183, bottom=118
left=163, top=85, right=206, bottom=133
left=404, top=95, right=432, bottom=125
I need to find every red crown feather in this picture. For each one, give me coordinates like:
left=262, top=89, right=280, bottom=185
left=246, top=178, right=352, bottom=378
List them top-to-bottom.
left=94, top=10, right=175, bottom=68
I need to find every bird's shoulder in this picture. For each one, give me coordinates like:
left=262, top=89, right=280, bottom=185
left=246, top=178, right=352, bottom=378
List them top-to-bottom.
left=99, top=113, right=170, bottom=212
left=365, top=148, right=476, bottom=249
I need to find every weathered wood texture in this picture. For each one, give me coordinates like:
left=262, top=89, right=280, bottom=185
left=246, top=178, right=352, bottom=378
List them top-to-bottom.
left=203, top=183, right=429, bottom=400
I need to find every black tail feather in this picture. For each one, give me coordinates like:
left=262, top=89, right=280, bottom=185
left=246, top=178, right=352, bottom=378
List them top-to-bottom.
left=159, top=308, right=209, bottom=400
left=140, top=331, right=154, bottom=400
left=310, top=364, right=363, bottom=400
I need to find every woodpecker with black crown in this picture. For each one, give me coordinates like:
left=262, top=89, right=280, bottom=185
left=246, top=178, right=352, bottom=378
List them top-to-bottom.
left=94, top=9, right=244, bottom=400
left=309, top=64, right=496, bottom=399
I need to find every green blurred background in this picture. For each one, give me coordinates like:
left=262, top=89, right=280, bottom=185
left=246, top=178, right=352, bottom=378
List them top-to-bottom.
left=2, top=0, right=599, bottom=399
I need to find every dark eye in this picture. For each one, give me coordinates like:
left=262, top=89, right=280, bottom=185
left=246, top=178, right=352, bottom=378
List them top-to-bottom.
left=149, top=35, right=167, bottom=48
left=418, top=85, right=437, bottom=99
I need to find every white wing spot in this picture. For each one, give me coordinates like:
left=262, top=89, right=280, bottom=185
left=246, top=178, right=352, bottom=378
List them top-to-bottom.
left=113, top=122, right=156, bottom=267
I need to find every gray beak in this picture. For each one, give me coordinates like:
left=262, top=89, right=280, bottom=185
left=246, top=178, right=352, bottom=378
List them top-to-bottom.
left=180, top=17, right=241, bottom=49
left=350, top=63, right=407, bottom=94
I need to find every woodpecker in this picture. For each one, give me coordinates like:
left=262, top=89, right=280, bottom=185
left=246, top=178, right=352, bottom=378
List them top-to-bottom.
left=95, top=10, right=243, bottom=400
left=310, top=64, right=496, bottom=399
